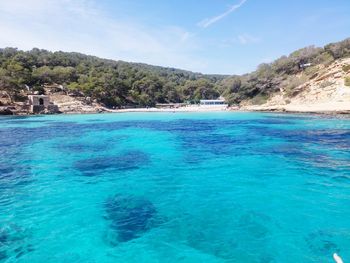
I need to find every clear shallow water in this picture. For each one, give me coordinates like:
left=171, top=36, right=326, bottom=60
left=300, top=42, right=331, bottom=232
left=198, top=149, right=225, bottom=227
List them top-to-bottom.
left=0, top=112, right=350, bottom=263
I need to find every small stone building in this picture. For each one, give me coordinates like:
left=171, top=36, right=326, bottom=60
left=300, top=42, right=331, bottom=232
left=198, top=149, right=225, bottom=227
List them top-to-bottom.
left=28, top=95, right=51, bottom=113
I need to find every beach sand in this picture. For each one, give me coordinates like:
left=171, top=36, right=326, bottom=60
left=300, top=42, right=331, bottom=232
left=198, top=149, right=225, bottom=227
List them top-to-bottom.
left=105, top=105, right=230, bottom=113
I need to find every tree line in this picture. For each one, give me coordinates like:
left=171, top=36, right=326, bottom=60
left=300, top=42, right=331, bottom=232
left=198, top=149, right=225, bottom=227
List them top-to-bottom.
left=1, top=37, right=349, bottom=107
left=0, top=48, right=225, bottom=107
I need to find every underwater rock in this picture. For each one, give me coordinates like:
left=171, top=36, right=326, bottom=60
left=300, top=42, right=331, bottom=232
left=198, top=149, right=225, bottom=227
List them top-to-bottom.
left=255, top=118, right=294, bottom=125
left=6, top=119, right=52, bottom=124
left=87, top=119, right=103, bottom=122
left=249, top=125, right=350, bottom=151
left=181, top=133, right=238, bottom=157
left=57, top=143, right=108, bottom=153
left=74, top=150, right=149, bottom=176
left=183, top=153, right=207, bottom=164
left=0, top=163, right=30, bottom=179
left=0, top=164, right=31, bottom=193
left=0, top=165, right=15, bottom=180
left=104, top=195, right=158, bottom=242
left=185, top=210, right=271, bottom=261
left=237, top=212, right=270, bottom=239
left=0, top=224, right=32, bottom=260
left=0, top=228, right=12, bottom=261
left=0, top=229, right=8, bottom=244
left=306, top=230, right=339, bottom=255
left=0, top=251, right=7, bottom=261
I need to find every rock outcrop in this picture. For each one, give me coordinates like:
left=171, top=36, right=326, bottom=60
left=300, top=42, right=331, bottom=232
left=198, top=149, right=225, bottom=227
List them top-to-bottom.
left=243, top=58, right=350, bottom=113
left=49, top=93, right=108, bottom=114
left=0, top=107, right=14, bottom=115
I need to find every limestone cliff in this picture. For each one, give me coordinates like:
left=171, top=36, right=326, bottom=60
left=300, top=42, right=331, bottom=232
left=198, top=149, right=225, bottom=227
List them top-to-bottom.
left=242, top=58, right=350, bottom=113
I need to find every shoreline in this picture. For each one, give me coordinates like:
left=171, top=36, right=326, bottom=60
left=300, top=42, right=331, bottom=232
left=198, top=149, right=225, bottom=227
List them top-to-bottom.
left=241, top=102, right=350, bottom=115
left=54, top=103, right=350, bottom=116
left=1, top=105, right=350, bottom=117
left=2, top=111, right=350, bottom=120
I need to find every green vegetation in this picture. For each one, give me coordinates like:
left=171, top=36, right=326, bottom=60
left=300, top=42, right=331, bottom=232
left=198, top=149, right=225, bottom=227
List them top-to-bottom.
left=1, top=37, right=350, bottom=107
left=221, top=38, right=350, bottom=104
left=0, top=48, right=225, bottom=107
left=342, top=64, right=350, bottom=72
left=282, top=75, right=308, bottom=97
left=345, top=77, right=350, bottom=87
left=319, top=80, right=334, bottom=89
left=250, top=94, right=269, bottom=105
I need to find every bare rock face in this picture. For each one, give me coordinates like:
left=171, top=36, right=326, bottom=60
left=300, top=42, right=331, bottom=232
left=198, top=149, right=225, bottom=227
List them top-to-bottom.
left=242, top=57, right=350, bottom=113
left=0, top=92, right=11, bottom=105
left=49, top=93, right=107, bottom=114
left=45, top=104, right=61, bottom=114
left=0, top=107, right=14, bottom=115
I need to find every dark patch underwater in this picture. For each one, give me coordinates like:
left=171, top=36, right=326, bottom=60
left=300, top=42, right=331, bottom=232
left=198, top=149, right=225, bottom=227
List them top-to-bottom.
left=74, top=150, right=150, bottom=176
left=104, top=195, right=159, bottom=243
left=0, top=224, right=33, bottom=261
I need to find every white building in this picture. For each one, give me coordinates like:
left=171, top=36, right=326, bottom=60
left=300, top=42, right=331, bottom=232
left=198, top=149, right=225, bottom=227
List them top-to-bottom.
left=200, top=99, right=227, bottom=106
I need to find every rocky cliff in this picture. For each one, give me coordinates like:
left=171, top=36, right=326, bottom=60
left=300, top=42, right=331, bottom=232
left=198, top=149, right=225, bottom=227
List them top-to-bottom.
left=242, top=58, right=350, bottom=113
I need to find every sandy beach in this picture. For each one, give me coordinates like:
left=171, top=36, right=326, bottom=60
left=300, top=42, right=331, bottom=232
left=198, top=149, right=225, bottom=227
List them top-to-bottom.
left=99, top=103, right=350, bottom=115
left=106, top=105, right=230, bottom=113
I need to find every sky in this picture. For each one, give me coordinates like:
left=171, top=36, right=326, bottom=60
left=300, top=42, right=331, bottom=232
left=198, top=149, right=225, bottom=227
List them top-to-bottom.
left=0, top=0, right=349, bottom=75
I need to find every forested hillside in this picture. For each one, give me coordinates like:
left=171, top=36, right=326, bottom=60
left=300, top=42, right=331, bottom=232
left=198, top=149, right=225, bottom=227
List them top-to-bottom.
left=1, top=37, right=350, bottom=109
left=220, top=37, right=350, bottom=105
left=0, top=48, right=225, bottom=107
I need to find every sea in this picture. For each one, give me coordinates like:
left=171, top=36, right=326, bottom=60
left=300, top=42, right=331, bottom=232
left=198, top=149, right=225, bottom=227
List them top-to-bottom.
left=0, top=112, right=349, bottom=263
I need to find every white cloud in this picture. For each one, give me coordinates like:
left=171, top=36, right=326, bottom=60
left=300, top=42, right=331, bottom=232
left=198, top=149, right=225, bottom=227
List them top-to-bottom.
left=0, top=0, right=208, bottom=72
left=197, top=0, right=247, bottom=28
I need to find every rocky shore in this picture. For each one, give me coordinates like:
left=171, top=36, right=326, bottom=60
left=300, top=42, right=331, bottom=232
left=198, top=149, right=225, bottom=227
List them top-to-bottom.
left=241, top=58, right=350, bottom=115
left=1, top=102, right=350, bottom=116
left=241, top=102, right=350, bottom=115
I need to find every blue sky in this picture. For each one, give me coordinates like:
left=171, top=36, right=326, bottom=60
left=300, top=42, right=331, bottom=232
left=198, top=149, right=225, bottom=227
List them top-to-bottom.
left=0, top=0, right=349, bottom=74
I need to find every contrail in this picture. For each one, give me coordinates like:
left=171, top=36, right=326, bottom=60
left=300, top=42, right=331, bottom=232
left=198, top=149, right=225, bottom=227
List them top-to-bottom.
left=197, top=0, right=248, bottom=28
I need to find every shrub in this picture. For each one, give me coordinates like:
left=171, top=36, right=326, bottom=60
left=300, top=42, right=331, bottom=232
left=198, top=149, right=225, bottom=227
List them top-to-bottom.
left=325, top=38, right=350, bottom=59
left=314, top=52, right=335, bottom=66
left=342, top=64, right=350, bottom=73
left=304, top=66, right=319, bottom=78
left=283, top=76, right=308, bottom=97
left=345, top=77, right=350, bottom=87
left=319, top=80, right=334, bottom=89
left=32, top=85, right=46, bottom=95
left=250, top=93, right=268, bottom=105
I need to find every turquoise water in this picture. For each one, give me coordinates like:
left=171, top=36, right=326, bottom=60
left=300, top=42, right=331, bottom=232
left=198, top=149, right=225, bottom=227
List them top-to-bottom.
left=0, top=112, right=350, bottom=263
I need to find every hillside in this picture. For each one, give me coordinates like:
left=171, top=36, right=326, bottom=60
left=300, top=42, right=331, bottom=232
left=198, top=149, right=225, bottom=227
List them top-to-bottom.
left=0, top=37, right=350, bottom=114
left=219, top=37, right=350, bottom=112
left=0, top=48, right=225, bottom=110
left=241, top=57, right=350, bottom=113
